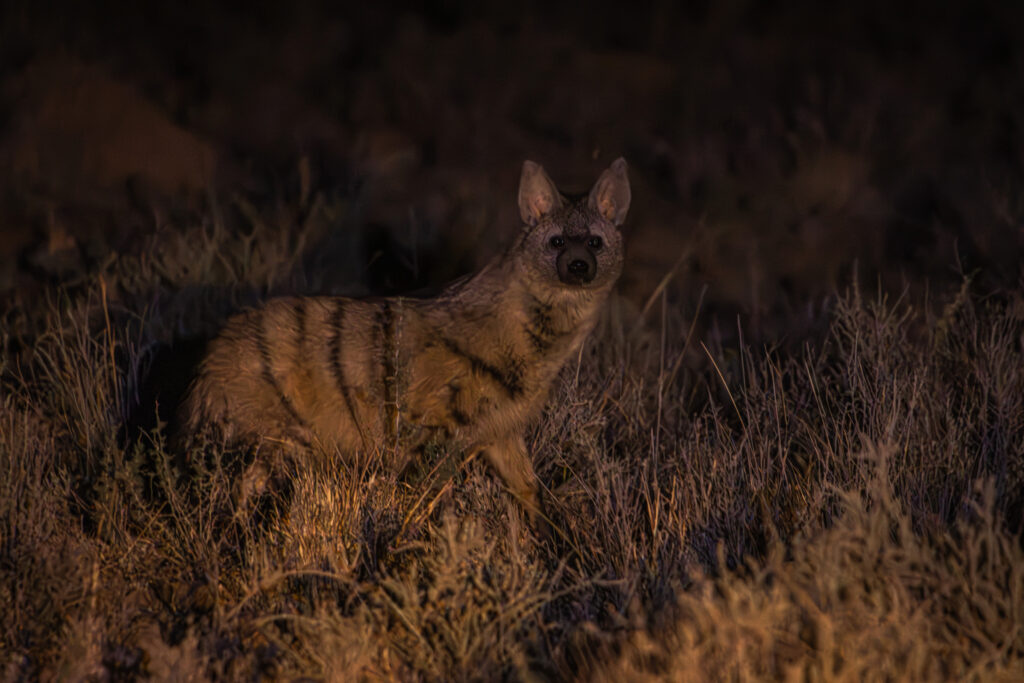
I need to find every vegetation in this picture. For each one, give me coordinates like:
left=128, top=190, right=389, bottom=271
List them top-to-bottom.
left=3, top=1, right=1024, bottom=679
left=2, top=198, right=1022, bottom=680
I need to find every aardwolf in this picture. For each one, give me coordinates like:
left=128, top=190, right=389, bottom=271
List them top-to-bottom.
left=180, top=158, right=631, bottom=524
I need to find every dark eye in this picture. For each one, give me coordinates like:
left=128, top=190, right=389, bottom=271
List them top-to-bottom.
left=549, top=235, right=565, bottom=249
left=587, top=236, right=603, bottom=249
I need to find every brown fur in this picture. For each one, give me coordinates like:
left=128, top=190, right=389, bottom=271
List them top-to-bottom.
left=179, top=159, right=631, bottom=523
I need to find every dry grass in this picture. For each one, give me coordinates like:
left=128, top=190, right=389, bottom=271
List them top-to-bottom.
left=2, top=2, right=1023, bottom=679
left=2, top=193, right=1022, bottom=681
left=591, top=459, right=1024, bottom=682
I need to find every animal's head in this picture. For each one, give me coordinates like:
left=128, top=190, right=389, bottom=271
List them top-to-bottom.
left=514, top=158, right=630, bottom=293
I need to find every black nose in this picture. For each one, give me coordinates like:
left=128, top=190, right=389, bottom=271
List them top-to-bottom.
left=557, top=247, right=596, bottom=284
left=568, top=259, right=589, bottom=275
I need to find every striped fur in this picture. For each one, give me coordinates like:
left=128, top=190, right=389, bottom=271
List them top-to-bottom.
left=179, top=158, right=631, bottom=523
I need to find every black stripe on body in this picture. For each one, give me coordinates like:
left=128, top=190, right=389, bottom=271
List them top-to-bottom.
left=525, top=295, right=561, bottom=352
left=295, top=299, right=307, bottom=359
left=329, top=300, right=367, bottom=449
left=378, top=302, right=399, bottom=444
left=257, top=308, right=312, bottom=444
left=525, top=327, right=552, bottom=352
left=438, top=336, right=523, bottom=398
left=446, top=382, right=472, bottom=426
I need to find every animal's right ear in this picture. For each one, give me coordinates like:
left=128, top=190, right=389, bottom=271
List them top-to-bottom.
left=589, top=157, right=631, bottom=226
left=518, top=161, right=562, bottom=226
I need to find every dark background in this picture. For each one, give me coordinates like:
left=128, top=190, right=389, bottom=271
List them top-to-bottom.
left=2, top=0, right=1022, bottom=339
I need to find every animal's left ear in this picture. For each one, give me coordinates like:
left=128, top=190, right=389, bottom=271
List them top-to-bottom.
left=588, top=157, right=631, bottom=226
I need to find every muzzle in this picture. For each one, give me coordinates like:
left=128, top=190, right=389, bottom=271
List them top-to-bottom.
left=556, top=244, right=596, bottom=285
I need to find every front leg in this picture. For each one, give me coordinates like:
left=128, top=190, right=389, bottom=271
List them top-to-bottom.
left=481, top=434, right=543, bottom=527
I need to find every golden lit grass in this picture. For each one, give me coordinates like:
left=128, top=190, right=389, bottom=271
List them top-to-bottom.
left=2, top=200, right=1023, bottom=680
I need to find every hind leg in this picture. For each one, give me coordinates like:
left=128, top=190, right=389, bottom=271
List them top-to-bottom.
left=234, top=437, right=302, bottom=519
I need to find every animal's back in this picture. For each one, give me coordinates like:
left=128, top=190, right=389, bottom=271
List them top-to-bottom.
left=181, top=296, right=391, bottom=455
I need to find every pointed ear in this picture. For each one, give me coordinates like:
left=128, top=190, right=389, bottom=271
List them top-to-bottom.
left=588, top=157, right=631, bottom=226
left=518, top=160, right=562, bottom=226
